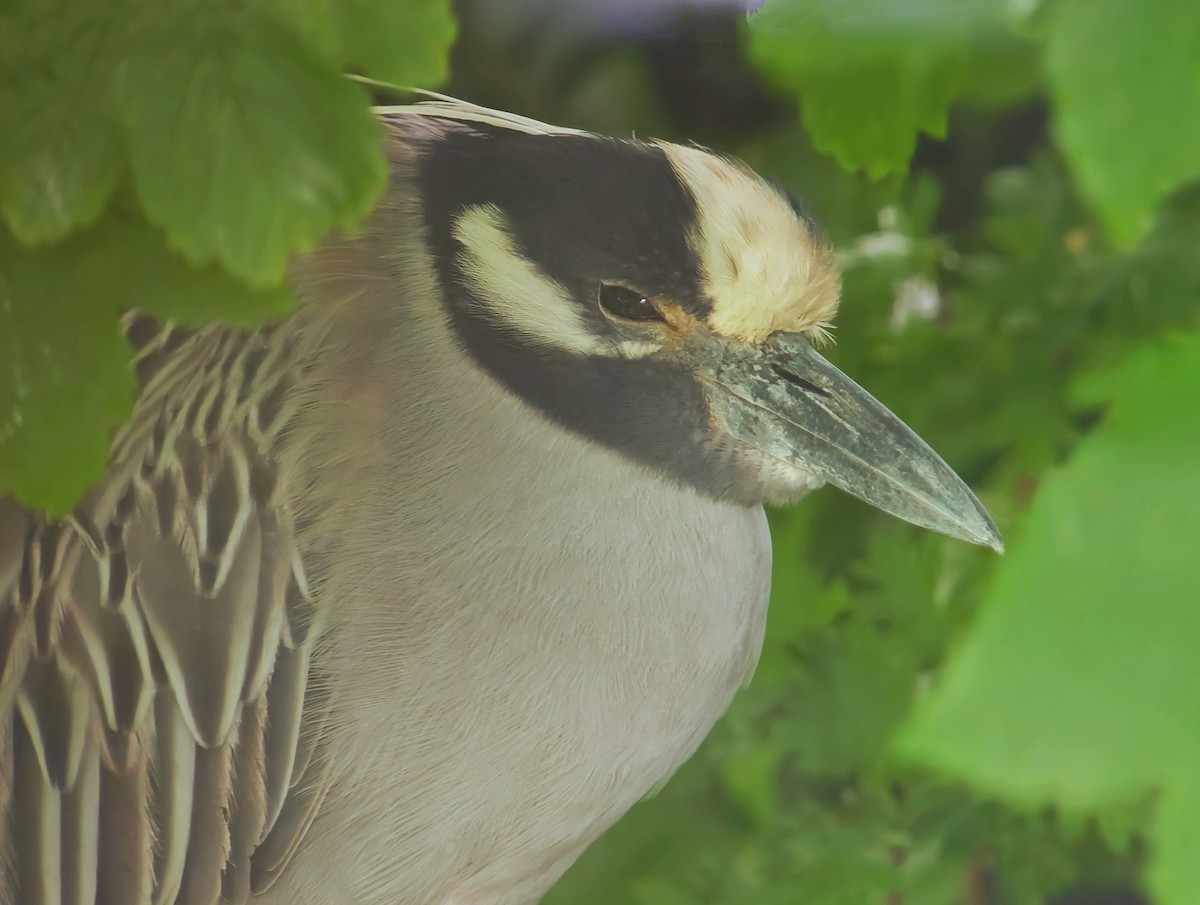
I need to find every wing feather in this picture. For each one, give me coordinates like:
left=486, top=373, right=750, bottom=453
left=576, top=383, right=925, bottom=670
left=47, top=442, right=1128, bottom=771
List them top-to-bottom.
left=1, top=316, right=329, bottom=904
left=260, top=645, right=308, bottom=837
left=149, top=692, right=196, bottom=905
left=222, top=694, right=269, bottom=905
left=12, top=717, right=59, bottom=905
left=0, top=720, right=14, bottom=903
left=59, top=733, right=99, bottom=905
left=94, top=738, right=152, bottom=905
left=175, top=744, right=232, bottom=905
left=249, top=752, right=334, bottom=895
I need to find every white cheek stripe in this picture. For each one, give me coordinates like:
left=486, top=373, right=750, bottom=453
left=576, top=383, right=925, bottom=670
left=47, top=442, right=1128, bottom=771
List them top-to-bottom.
left=453, top=204, right=606, bottom=356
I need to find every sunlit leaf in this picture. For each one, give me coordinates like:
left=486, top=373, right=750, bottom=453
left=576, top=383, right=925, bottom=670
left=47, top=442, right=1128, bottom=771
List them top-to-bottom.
left=1047, top=0, right=1200, bottom=245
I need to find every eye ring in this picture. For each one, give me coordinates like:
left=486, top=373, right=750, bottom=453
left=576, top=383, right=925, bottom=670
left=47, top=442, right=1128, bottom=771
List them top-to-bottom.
left=598, top=283, right=664, bottom=323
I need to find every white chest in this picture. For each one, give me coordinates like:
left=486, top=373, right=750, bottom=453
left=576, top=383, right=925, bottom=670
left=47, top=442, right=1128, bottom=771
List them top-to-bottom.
left=269, top=374, right=772, bottom=905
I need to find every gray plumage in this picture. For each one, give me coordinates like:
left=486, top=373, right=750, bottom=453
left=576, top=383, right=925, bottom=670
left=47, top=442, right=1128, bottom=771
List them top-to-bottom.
left=0, top=98, right=998, bottom=905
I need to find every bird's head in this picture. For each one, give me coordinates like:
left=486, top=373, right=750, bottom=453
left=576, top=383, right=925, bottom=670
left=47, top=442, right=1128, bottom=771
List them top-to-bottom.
left=386, top=97, right=1000, bottom=551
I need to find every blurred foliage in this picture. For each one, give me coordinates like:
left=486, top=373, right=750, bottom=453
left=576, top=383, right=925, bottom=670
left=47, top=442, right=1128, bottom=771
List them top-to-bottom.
left=2, top=0, right=1199, bottom=903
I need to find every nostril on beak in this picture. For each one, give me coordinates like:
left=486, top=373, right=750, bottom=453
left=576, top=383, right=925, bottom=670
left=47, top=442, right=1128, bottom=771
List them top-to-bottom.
left=770, top=363, right=833, bottom=398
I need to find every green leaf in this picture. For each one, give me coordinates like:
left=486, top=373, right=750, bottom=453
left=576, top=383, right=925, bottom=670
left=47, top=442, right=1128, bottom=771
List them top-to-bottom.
left=0, top=0, right=123, bottom=242
left=266, top=0, right=455, bottom=86
left=334, top=0, right=456, bottom=85
left=748, top=0, right=1002, bottom=176
left=1046, top=0, right=1200, bottom=245
left=117, top=8, right=386, bottom=287
left=957, top=29, right=1042, bottom=109
left=798, top=59, right=960, bottom=179
left=0, top=218, right=292, bottom=512
left=97, top=219, right=295, bottom=328
left=0, top=229, right=134, bottom=513
left=900, top=333, right=1200, bottom=901
left=765, top=507, right=849, bottom=635
left=786, top=628, right=921, bottom=773
left=720, top=745, right=780, bottom=826
left=1151, top=782, right=1200, bottom=905
left=1090, top=794, right=1154, bottom=858
left=631, top=878, right=698, bottom=905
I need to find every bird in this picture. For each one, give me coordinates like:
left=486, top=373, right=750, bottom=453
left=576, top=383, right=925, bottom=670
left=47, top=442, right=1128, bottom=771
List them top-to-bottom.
left=0, top=95, right=1000, bottom=905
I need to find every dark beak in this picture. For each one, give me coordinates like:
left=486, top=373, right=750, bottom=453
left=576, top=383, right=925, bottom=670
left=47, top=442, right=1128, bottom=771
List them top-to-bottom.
left=703, top=333, right=1002, bottom=551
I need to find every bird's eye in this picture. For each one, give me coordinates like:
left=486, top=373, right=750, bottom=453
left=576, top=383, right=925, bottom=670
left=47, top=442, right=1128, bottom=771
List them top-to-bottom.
left=598, top=283, right=663, bottom=323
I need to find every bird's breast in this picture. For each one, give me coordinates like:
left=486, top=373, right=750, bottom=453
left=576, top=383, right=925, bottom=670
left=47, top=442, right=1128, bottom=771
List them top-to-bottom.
left=270, top=341, right=772, bottom=905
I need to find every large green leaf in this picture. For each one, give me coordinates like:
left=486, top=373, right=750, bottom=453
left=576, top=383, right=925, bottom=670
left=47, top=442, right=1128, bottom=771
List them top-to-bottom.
left=0, top=0, right=123, bottom=242
left=268, top=0, right=456, bottom=86
left=338, top=0, right=455, bottom=85
left=748, top=0, right=1002, bottom=177
left=1047, top=0, right=1200, bottom=245
left=117, top=8, right=386, bottom=287
left=96, top=220, right=295, bottom=328
left=0, top=229, right=134, bottom=513
left=901, top=333, right=1200, bottom=905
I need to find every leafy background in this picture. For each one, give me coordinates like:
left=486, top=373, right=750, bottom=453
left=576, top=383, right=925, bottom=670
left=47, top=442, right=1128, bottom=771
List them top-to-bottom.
left=3, top=0, right=1198, bottom=903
